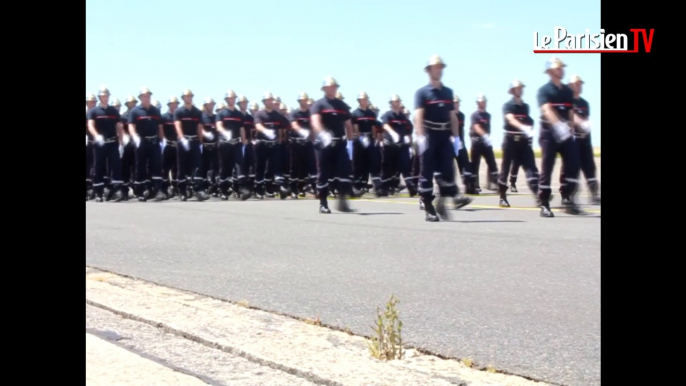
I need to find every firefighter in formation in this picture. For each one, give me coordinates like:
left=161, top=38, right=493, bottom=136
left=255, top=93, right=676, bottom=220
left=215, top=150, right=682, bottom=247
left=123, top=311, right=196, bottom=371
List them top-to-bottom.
left=86, top=56, right=598, bottom=219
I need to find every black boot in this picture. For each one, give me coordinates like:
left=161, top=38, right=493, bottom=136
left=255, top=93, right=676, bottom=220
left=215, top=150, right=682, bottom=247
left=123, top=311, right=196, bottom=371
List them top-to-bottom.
left=195, top=190, right=209, bottom=201
left=337, top=194, right=355, bottom=212
left=454, top=195, right=473, bottom=209
left=436, top=197, right=449, bottom=220
left=423, top=199, right=439, bottom=222
left=540, top=200, right=554, bottom=217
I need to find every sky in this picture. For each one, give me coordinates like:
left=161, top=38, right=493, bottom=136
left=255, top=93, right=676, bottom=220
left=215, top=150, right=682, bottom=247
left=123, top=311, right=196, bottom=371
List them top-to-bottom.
left=86, top=0, right=600, bottom=149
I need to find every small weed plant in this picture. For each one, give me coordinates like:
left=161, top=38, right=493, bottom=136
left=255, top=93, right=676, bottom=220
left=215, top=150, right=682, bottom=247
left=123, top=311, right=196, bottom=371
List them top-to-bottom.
left=366, top=294, right=404, bottom=360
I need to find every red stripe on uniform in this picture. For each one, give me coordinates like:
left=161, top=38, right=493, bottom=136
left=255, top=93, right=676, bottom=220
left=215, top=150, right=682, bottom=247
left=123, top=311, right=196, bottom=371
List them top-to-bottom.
left=426, top=100, right=451, bottom=105
left=550, top=103, right=572, bottom=107
left=321, top=109, right=347, bottom=114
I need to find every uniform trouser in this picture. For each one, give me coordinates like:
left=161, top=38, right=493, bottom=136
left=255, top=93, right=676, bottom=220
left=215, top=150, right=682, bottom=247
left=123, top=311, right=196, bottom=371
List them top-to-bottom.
left=419, top=129, right=457, bottom=200
left=538, top=131, right=580, bottom=205
left=497, top=135, right=539, bottom=197
left=559, top=135, right=598, bottom=197
left=134, top=138, right=163, bottom=197
left=353, top=138, right=381, bottom=191
left=177, top=139, right=203, bottom=194
left=470, top=139, right=499, bottom=188
left=290, top=140, right=316, bottom=194
left=315, top=140, right=351, bottom=199
left=93, top=141, right=122, bottom=198
left=218, top=141, right=245, bottom=195
left=255, top=141, right=282, bottom=195
left=280, top=142, right=291, bottom=188
left=454, top=142, right=473, bottom=186
left=86, top=143, right=94, bottom=194
left=120, top=143, right=136, bottom=195
left=162, top=143, right=178, bottom=193
left=201, top=143, right=219, bottom=192
left=243, top=143, right=255, bottom=191
left=381, top=144, right=415, bottom=192
left=510, top=159, right=521, bottom=185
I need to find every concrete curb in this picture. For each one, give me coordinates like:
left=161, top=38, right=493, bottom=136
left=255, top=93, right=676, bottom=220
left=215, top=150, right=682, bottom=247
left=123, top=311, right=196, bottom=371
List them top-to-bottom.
left=86, top=267, right=553, bottom=386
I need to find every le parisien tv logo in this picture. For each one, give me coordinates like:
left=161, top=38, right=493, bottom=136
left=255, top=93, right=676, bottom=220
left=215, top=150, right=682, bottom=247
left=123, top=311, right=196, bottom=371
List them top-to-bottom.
left=533, top=27, right=654, bottom=53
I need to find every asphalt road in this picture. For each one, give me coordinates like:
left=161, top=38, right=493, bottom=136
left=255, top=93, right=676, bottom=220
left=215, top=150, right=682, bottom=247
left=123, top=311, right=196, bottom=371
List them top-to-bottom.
left=86, top=159, right=600, bottom=386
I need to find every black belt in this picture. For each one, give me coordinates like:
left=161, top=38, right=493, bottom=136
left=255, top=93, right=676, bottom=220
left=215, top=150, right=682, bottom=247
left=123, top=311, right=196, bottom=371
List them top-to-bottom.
left=423, top=121, right=450, bottom=130
left=505, top=133, right=525, bottom=141
left=144, top=135, right=158, bottom=140
left=184, top=135, right=199, bottom=141
left=104, top=137, right=118, bottom=143
left=289, top=137, right=307, bottom=144
left=220, top=138, right=241, bottom=144
left=166, top=140, right=177, bottom=147
left=257, top=140, right=276, bottom=146
left=203, top=142, right=217, bottom=148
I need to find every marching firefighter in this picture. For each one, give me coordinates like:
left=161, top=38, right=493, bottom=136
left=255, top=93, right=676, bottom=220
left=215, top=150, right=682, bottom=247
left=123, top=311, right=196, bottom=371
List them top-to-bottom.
left=413, top=55, right=462, bottom=221
left=537, top=57, right=583, bottom=216
left=561, top=75, right=600, bottom=204
left=311, top=76, right=356, bottom=213
left=497, top=80, right=540, bottom=207
left=87, top=86, right=123, bottom=202
left=127, top=87, right=164, bottom=202
left=174, top=89, right=208, bottom=201
left=216, top=90, right=250, bottom=200
left=351, top=91, right=383, bottom=196
left=253, top=92, right=288, bottom=199
left=289, top=92, right=317, bottom=198
left=86, top=93, right=97, bottom=200
left=380, top=94, right=417, bottom=196
left=469, top=94, right=499, bottom=192
left=119, top=95, right=137, bottom=200
left=452, top=95, right=477, bottom=194
left=161, top=96, right=180, bottom=199
left=200, top=97, right=220, bottom=196
left=240, top=97, right=256, bottom=194
left=112, top=99, right=121, bottom=111
left=249, top=102, right=259, bottom=117
left=278, top=102, right=293, bottom=198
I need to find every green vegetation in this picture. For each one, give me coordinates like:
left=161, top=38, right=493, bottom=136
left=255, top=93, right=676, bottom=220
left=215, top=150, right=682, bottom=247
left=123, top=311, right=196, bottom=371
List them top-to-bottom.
left=366, top=294, right=404, bottom=360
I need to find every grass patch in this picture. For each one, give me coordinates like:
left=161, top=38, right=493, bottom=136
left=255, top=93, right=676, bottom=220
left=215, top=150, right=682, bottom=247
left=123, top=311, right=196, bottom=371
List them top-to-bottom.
left=366, top=294, right=404, bottom=360
left=235, top=300, right=250, bottom=308
left=304, top=315, right=322, bottom=326
left=461, top=358, right=474, bottom=368
left=485, top=364, right=497, bottom=373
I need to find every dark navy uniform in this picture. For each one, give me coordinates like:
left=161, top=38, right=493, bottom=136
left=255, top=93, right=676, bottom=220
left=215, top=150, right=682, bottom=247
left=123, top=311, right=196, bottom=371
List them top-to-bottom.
left=536, top=80, right=581, bottom=214
left=311, top=96, right=353, bottom=205
left=559, top=96, right=599, bottom=203
left=497, top=98, right=540, bottom=205
left=129, top=104, right=163, bottom=200
left=87, top=105, right=123, bottom=201
left=174, top=105, right=205, bottom=199
left=216, top=107, right=247, bottom=199
left=289, top=107, right=316, bottom=196
left=352, top=107, right=382, bottom=194
left=120, top=108, right=136, bottom=198
left=161, top=109, right=178, bottom=197
left=240, top=109, right=256, bottom=192
left=254, top=109, right=289, bottom=197
left=469, top=109, right=499, bottom=191
left=201, top=110, right=220, bottom=194
left=380, top=110, right=416, bottom=195
left=453, top=110, right=476, bottom=193
left=86, top=111, right=94, bottom=199
left=509, top=158, right=521, bottom=191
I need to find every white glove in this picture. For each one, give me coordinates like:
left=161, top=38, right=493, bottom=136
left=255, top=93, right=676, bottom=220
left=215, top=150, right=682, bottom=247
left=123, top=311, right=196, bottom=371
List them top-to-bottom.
left=579, top=120, right=591, bottom=133
left=552, top=121, right=572, bottom=143
left=522, top=125, right=534, bottom=138
left=296, top=128, right=309, bottom=139
left=262, top=129, right=276, bottom=140
left=389, top=130, right=400, bottom=143
left=203, top=131, right=215, bottom=141
left=221, top=131, right=232, bottom=141
left=317, top=131, right=332, bottom=147
left=94, top=134, right=104, bottom=146
left=122, top=134, right=131, bottom=146
left=131, top=134, right=141, bottom=148
left=482, top=134, right=492, bottom=147
left=86, top=135, right=88, bottom=146
left=359, top=135, right=370, bottom=148
left=403, top=135, right=411, bottom=144
left=415, top=135, right=427, bottom=155
left=452, top=136, right=461, bottom=155
left=180, top=137, right=189, bottom=150
left=160, top=138, right=167, bottom=152
left=251, top=140, right=257, bottom=145
left=346, top=140, right=353, bottom=160
left=200, top=144, right=203, bottom=154
left=119, top=145, right=124, bottom=158
left=242, top=145, right=246, bottom=157
left=409, top=147, right=413, bottom=158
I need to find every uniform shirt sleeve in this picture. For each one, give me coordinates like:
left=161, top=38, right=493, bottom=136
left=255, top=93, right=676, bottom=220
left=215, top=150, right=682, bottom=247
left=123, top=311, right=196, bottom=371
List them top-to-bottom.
left=537, top=86, right=549, bottom=107
left=414, top=89, right=425, bottom=110
left=445, top=89, right=455, bottom=111
left=584, top=99, right=590, bottom=116
left=309, top=100, right=322, bottom=115
left=502, top=102, right=513, bottom=117
left=87, top=108, right=96, bottom=120
left=112, top=108, right=121, bottom=120
left=173, top=109, right=181, bottom=121
left=289, top=110, right=298, bottom=122
left=351, top=110, right=358, bottom=124
left=254, top=111, right=264, bottom=125
left=381, top=112, right=391, bottom=125
left=470, top=112, right=479, bottom=128
left=281, top=114, right=291, bottom=128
